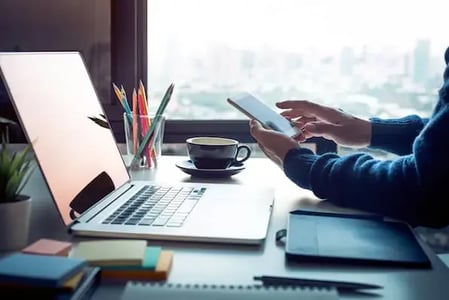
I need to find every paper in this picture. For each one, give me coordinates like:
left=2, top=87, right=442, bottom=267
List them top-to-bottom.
left=22, top=238, right=72, bottom=256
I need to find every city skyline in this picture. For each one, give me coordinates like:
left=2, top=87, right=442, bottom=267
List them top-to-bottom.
left=147, top=38, right=443, bottom=121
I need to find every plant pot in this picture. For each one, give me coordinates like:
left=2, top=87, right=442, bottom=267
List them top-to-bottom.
left=0, top=195, right=32, bottom=251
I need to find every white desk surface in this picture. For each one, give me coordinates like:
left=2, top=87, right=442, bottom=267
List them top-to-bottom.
left=21, top=155, right=449, bottom=300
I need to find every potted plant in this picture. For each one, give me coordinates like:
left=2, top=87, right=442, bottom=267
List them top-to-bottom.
left=0, top=116, right=34, bottom=250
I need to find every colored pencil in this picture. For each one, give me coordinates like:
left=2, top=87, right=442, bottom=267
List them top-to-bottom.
left=139, top=80, right=158, bottom=167
left=112, top=83, right=133, bottom=124
left=120, top=85, right=133, bottom=118
left=139, top=85, right=153, bottom=167
left=136, top=87, right=150, bottom=167
left=132, top=89, right=138, bottom=154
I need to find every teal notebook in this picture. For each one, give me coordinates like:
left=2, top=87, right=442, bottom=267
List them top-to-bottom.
left=0, top=252, right=87, bottom=287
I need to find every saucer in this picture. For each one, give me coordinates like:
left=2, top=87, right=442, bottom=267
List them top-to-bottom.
left=175, top=160, right=245, bottom=178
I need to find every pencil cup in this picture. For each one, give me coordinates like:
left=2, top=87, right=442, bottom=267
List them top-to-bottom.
left=123, top=112, right=165, bottom=169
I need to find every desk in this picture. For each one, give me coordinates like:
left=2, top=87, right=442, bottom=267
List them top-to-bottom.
left=21, top=155, right=449, bottom=299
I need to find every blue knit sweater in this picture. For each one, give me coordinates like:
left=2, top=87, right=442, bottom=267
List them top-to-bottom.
left=283, top=47, right=449, bottom=228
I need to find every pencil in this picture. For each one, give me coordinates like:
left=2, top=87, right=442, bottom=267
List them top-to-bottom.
left=139, top=80, right=158, bottom=167
left=139, top=80, right=148, bottom=109
left=112, top=82, right=123, bottom=102
left=112, top=83, right=133, bottom=124
left=138, top=84, right=153, bottom=167
left=120, top=85, right=133, bottom=116
left=137, top=87, right=151, bottom=167
left=132, top=88, right=138, bottom=154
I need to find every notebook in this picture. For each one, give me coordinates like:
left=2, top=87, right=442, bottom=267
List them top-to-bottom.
left=0, top=51, right=274, bottom=245
left=284, top=210, right=431, bottom=268
left=0, top=252, right=87, bottom=288
left=0, top=265, right=101, bottom=300
left=64, top=266, right=101, bottom=300
left=120, top=281, right=339, bottom=300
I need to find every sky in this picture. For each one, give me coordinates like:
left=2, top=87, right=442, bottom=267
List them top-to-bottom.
left=148, top=0, right=448, bottom=55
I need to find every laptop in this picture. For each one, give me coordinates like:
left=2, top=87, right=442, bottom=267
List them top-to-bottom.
left=0, top=51, right=274, bottom=245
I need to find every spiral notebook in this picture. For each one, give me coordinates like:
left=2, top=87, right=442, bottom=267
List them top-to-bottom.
left=120, top=282, right=339, bottom=300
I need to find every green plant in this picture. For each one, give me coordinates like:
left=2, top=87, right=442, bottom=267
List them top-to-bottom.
left=0, top=117, right=34, bottom=203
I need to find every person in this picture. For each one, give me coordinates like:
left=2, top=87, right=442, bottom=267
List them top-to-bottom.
left=249, top=46, right=449, bottom=229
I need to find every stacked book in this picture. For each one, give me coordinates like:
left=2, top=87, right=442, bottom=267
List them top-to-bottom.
left=70, top=239, right=173, bottom=281
left=0, top=251, right=99, bottom=299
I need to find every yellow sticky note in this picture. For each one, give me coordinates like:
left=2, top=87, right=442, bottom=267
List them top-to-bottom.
left=70, top=239, right=147, bottom=267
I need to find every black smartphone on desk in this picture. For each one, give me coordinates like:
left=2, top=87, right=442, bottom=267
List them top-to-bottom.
left=227, top=92, right=302, bottom=138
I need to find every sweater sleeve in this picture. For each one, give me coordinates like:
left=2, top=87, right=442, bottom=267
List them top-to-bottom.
left=283, top=48, right=449, bottom=228
left=283, top=104, right=449, bottom=228
left=368, top=116, right=428, bottom=155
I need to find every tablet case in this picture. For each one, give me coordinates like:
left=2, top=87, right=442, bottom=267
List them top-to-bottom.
left=285, top=210, right=431, bottom=268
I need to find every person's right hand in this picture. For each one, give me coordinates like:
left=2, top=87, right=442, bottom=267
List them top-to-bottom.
left=277, top=100, right=372, bottom=148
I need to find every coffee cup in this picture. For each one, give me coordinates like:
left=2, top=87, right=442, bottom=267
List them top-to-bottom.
left=186, top=137, right=251, bottom=169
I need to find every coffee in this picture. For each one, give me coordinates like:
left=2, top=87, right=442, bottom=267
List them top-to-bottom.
left=186, top=137, right=251, bottom=169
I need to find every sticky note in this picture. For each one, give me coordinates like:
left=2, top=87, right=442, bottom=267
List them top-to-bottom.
left=22, top=238, right=73, bottom=257
left=70, top=239, right=147, bottom=266
left=142, top=247, right=162, bottom=269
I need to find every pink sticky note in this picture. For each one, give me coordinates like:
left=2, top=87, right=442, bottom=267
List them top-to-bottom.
left=22, top=238, right=72, bottom=257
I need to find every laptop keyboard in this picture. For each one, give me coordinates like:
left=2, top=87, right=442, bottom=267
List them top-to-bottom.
left=102, top=185, right=206, bottom=227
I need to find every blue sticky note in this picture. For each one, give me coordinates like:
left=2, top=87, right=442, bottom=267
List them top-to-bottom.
left=142, top=246, right=162, bottom=269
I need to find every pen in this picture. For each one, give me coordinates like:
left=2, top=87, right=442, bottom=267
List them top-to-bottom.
left=290, top=209, right=383, bottom=221
left=253, top=276, right=382, bottom=292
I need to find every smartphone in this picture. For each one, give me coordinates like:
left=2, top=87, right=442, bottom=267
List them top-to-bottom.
left=227, top=92, right=302, bottom=138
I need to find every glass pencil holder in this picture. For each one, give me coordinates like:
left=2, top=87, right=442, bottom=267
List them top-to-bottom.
left=123, top=112, right=165, bottom=169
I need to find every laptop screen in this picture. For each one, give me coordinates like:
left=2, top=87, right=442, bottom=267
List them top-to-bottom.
left=0, top=52, right=130, bottom=225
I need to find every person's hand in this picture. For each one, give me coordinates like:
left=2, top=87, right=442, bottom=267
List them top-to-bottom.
left=277, top=100, right=372, bottom=147
left=249, top=119, right=300, bottom=168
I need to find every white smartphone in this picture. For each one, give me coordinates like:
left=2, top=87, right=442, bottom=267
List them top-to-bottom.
left=227, top=92, right=302, bottom=138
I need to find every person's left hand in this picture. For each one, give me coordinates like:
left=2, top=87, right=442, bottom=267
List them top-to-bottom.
left=249, top=119, right=300, bottom=168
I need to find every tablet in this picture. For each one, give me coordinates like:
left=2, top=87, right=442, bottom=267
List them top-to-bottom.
left=285, top=210, right=431, bottom=268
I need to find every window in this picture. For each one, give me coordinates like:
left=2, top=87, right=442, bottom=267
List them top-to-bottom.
left=147, top=0, right=446, bottom=156
left=148, top=0, right=446, bottom=121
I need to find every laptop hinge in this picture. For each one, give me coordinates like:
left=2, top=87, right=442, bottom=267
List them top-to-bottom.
left=68, top=181, right=135, bottom=226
